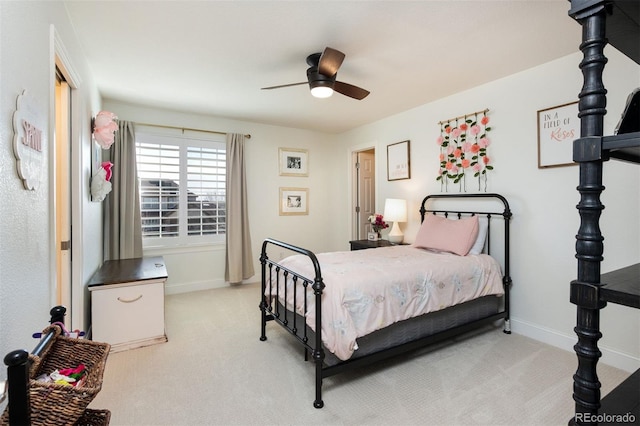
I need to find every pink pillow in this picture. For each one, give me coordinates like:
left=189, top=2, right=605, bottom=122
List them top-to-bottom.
left=413, top=214, right=479, bottom=256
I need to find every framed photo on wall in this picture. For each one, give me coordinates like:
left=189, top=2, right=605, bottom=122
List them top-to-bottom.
left=537, top=101, right=579, bottom=168
left=387, top=140, right=411, bottom=181
left=279, top=148, right=309, bottom=176
left=279, top=187, right=309, bottom=215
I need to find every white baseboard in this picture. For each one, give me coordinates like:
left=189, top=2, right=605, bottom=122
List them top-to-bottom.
left=165, top=279, right=227, bottom=295
left=511, top=318, right=640, bottom=373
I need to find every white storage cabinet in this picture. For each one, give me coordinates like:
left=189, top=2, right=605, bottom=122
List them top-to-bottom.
left=89, top=256, right=168, bottom=352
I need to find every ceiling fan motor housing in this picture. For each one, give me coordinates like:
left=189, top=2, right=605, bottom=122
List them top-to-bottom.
left=306, top=52, right=336, bottom=90
left=307, top=67, right=336, bottom=90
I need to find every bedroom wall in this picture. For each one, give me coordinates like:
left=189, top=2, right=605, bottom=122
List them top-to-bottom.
left=0, top=0, right=102, bottom=382
left=336, top=47, right=640, bottom=372
left=102, top=100, right=342, bottom=294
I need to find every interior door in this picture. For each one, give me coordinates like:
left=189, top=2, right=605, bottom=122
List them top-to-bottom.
left=54, top=72, right=72, bottom=316
left=356, top=150, right=375, bottom=239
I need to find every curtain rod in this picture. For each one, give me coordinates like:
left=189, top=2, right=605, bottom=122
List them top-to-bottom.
left=438, top=108, right=490, bottom=125
left=134, top=122, right=251, bottom=139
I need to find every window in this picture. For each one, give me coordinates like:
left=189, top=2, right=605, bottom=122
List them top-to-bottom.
left=135, top=126, right=226, bottom=246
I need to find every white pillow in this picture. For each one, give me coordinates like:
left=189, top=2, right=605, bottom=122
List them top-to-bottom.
left=468, top=216, right=488, bottom=255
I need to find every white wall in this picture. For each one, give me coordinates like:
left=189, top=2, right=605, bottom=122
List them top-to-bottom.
left=0, top=0, right=102, bottom=381
left=337, top=48, right=640, bottom=372
left=102, top=100, right=342, bottom=294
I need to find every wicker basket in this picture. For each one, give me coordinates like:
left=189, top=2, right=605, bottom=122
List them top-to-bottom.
left=1, top=325, right=110, bottom=426
left=74, top=408, right=111, bottom=426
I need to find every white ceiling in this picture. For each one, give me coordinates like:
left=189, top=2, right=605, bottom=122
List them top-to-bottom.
left=63, top=1, right=581, bottom=134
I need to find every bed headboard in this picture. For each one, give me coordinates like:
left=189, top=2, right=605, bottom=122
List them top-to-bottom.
left=419, top=193, right=512, bottom=282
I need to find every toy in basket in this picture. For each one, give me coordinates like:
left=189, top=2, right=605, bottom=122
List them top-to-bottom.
left=1, top=324, right=110, bottom=426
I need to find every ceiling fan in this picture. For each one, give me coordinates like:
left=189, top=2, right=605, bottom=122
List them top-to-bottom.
left=261, top=47, right=370, bottom=100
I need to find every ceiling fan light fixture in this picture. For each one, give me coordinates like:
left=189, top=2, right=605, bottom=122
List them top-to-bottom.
left=309, top=77, right=334, bottom=98
left=310, top=85, right=333, bottom=98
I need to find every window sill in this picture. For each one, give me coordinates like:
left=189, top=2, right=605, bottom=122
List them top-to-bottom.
left=143, top=241, right=225, bottom=256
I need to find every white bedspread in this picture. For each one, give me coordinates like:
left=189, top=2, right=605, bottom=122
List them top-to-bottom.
left=269, top=245, right=504, bottom=361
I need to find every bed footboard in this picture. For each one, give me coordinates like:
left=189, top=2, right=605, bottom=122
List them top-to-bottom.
left=259, top=238, right=326, bottom=408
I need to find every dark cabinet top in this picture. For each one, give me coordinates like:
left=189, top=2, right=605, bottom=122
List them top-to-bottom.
left=89, top=256, right=167, bottom=287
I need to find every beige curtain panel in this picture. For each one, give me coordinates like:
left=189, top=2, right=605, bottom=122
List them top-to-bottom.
left=103, top=120, right=143, bottom=260
left=225, top=133, right=254, bottom=283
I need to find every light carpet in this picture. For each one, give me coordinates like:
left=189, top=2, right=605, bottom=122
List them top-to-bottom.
left=90, top=283, right=628, bottom=425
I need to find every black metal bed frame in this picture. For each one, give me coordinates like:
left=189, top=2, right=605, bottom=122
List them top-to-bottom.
left=259, top=193, right=512, bottom=408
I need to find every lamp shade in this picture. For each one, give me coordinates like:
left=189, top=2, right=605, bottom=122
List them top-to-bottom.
left=383, top=198, right=407, bottom=222
left=384, top=199, right=407, bottom=244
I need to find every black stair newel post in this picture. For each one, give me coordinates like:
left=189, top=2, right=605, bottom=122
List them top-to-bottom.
left=569, top=2, right=608, bottom=424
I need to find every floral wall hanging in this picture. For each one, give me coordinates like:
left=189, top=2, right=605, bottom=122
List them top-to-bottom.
left=436, top=108, right=493, bottom=192
left=90, top=110, right=117, bottom=202
left=92, top=110, right=118, bottom=149
left=91, top=161, right=114, bottom=202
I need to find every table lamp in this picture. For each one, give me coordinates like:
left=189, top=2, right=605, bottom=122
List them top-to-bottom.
left=384, top=198, right=407, bottom=244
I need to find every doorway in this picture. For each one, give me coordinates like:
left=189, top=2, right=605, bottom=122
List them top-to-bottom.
left=52, top=29, right=85, bottom=331
left=54, top=69, right=72, bottom=316
left=352, top=148, right=376, bottom=240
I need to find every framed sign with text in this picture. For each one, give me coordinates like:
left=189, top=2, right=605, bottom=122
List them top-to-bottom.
left=537, top=101, right=579, bottom=168
left=387, top=140, right=411, bottom=180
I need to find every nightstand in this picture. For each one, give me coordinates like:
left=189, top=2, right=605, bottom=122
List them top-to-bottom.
left=349, top=239, right=395, bottom=251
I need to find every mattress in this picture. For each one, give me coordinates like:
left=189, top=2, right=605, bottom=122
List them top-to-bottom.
left=267, top=245, right=504, bottom=361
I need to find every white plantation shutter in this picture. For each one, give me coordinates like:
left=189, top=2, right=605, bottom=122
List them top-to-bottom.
left=135, top=126, right=226, bottom=247
left=137, top=142, right=180, bottom=238
left=187, top=146, right=226, bottom=236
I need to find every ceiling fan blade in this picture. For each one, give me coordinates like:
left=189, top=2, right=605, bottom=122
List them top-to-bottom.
left=318, top=47, right=345, bottom=77
left=334, top=81, right=370, bottom=100
left=261, top=82, right=307, bottom=90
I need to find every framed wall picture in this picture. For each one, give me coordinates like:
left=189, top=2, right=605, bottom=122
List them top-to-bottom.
left=537, top=101, right=579, bottom=168
left=387, top=140, right=411, bottom=181
left=279, top=147, right=309, bottom=176
left=279, top=187, right=309, bottom=215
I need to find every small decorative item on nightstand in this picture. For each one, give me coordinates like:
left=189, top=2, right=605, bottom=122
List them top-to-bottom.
left=367, top=213, right=388, bottom=241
